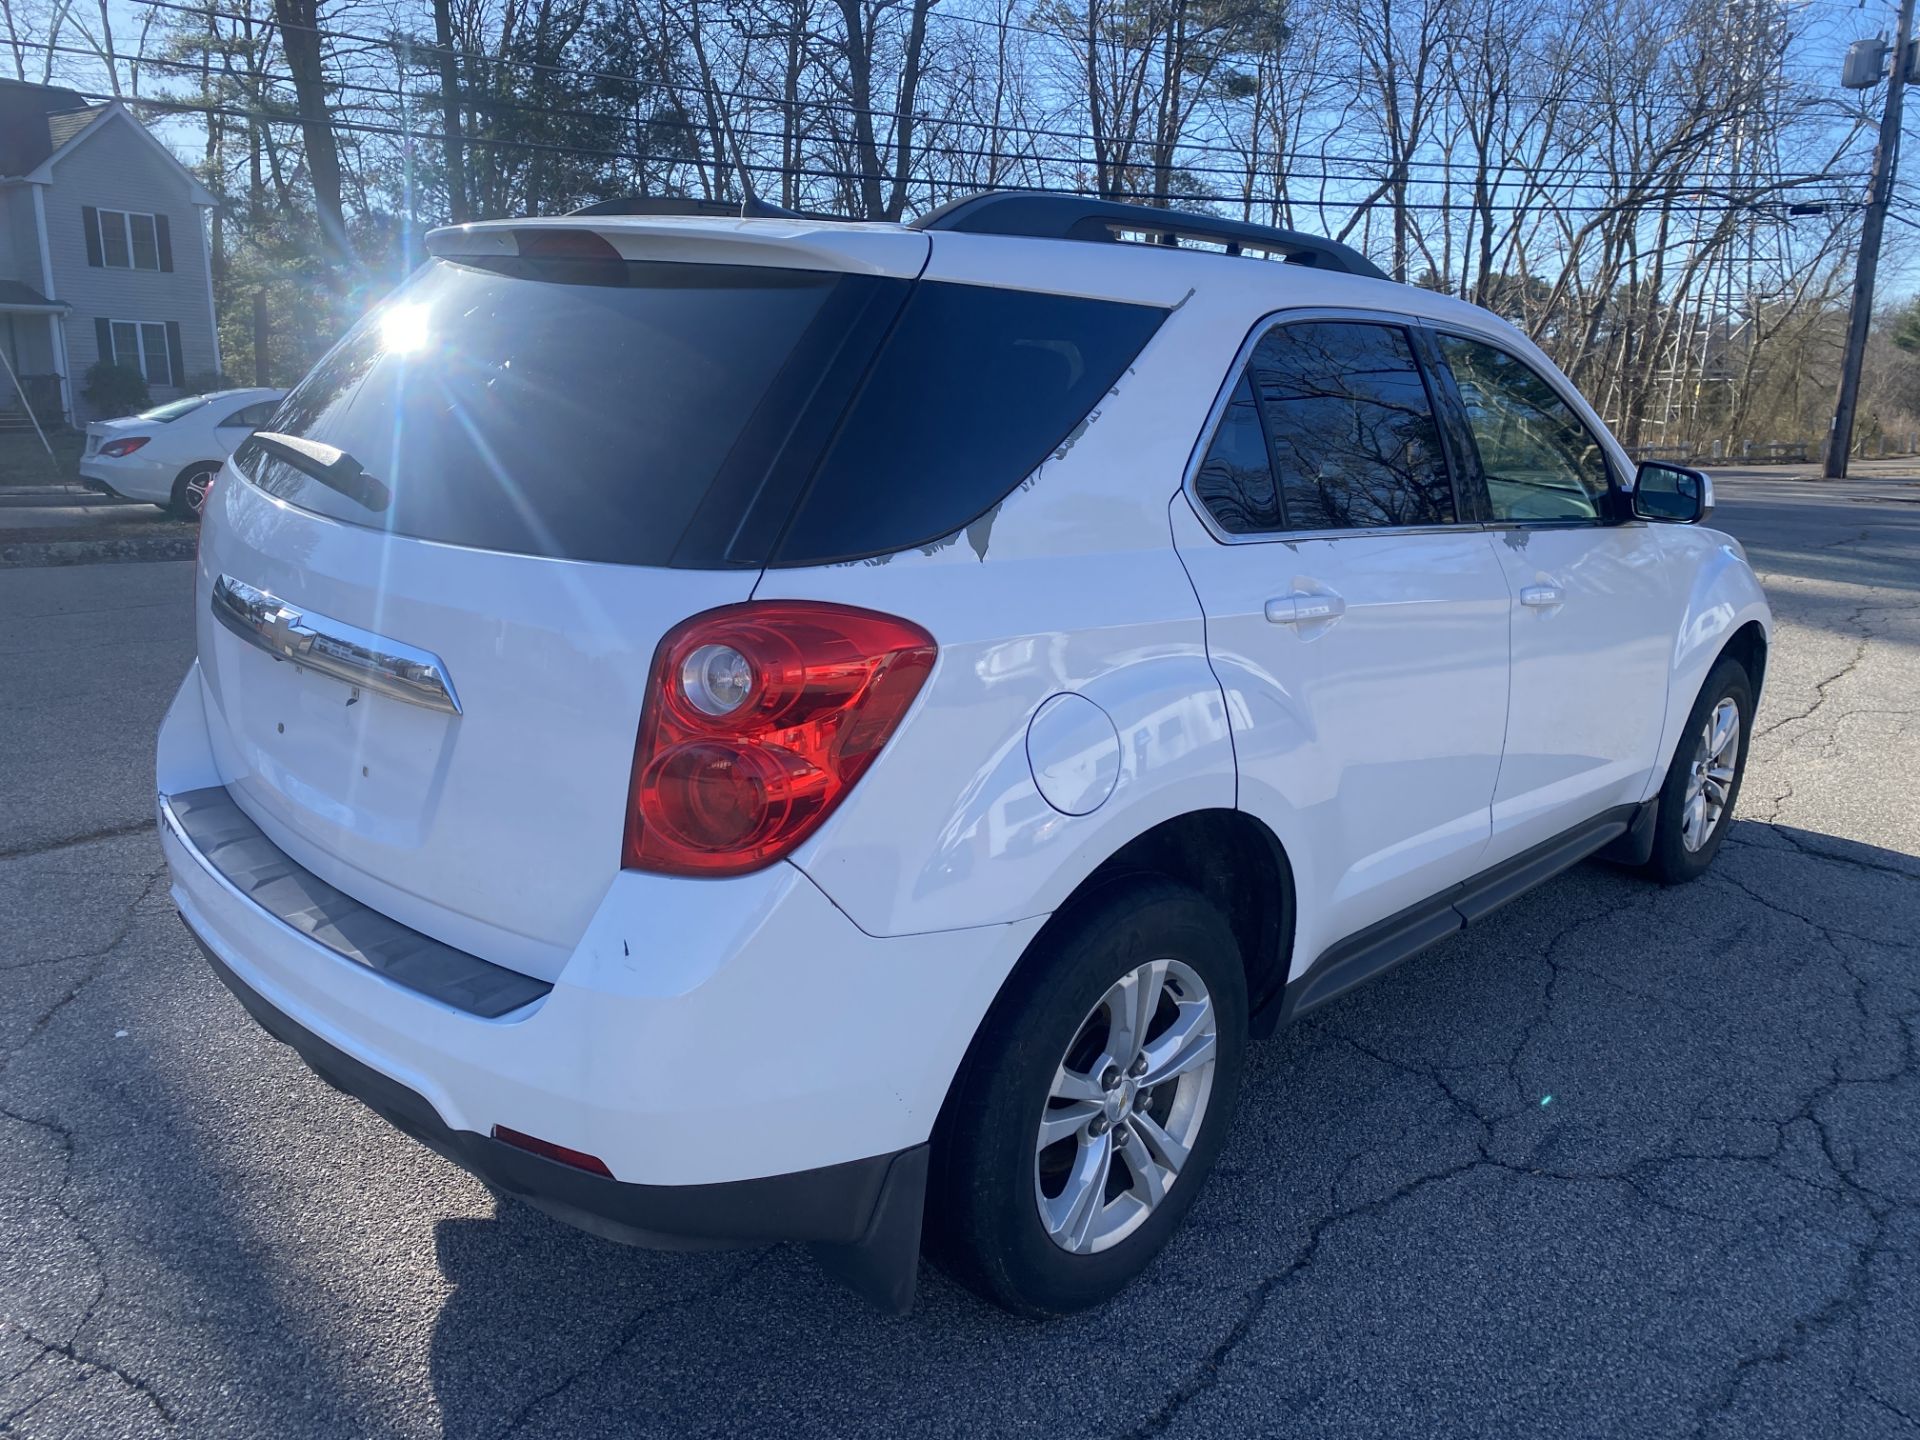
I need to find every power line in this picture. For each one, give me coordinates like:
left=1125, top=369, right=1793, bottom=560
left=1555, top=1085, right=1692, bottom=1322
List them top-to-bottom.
left=118, top=0, right=1837, bottom=125
left=55, top=41, right=1872, bottom=197
left=96, top=86, right=1870, bottom=220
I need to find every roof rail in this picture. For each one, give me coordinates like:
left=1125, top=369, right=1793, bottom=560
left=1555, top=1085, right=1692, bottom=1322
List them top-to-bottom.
left=910, top=191, right=1388, bottom=281
left=569, top=194, right=840, bottom=221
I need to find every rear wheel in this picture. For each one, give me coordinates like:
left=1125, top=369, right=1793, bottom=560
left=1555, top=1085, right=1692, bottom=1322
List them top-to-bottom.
left=169, top=464, right=217, bottom=520
left=1643, top=656, right=1753, bottom=884
left=927, top=879, right=1246, bottom=1316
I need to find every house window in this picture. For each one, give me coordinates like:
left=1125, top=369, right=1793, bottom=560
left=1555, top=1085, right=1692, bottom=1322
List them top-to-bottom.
left=92, top=209, right=165, bottom=271
left=106, top=320, right=176, bottom=386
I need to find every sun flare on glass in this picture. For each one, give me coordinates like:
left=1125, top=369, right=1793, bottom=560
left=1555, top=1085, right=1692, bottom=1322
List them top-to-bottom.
left=380, top=301, right=432, bottom=356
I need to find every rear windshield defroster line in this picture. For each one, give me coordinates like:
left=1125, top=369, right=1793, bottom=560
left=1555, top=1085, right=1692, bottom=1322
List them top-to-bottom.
left=238, top=256, right=1167, bottom=570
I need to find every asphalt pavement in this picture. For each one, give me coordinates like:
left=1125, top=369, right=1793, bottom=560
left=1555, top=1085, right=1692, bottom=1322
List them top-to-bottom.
left=1, top=468, right=1915, bottom=1438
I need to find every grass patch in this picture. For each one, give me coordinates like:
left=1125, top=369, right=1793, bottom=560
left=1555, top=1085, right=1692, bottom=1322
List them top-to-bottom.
left=0, top=429, right=85, bottom=486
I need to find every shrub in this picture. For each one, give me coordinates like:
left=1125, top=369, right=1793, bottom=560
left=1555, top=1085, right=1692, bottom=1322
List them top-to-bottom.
left=82, top=362, right=149, bottom=417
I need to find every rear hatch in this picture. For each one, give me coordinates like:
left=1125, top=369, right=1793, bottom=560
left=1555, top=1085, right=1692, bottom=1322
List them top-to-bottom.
left=194, top=219, right=929, bottom=979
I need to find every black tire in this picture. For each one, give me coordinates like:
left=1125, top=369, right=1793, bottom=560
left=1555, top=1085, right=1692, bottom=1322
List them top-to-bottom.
left=169, top=464, right=218, bottom=521
left=1643, top=656, right=1754, bottom=884
left=926, top=877, right=1247, bottom=1316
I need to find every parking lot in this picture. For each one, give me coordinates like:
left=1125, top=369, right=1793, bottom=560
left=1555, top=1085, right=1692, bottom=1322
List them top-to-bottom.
left=1, top=468, right=1915, bottom=1438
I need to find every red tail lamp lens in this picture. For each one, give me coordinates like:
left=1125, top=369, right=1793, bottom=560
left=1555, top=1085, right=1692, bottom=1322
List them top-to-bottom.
left=100, top=437, right=150, bottom=457
left=623, top=602, right=937, bottom=876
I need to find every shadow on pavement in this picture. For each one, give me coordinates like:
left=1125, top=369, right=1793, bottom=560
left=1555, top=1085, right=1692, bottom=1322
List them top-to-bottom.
left=417, top=823, right=1920, bottom=1438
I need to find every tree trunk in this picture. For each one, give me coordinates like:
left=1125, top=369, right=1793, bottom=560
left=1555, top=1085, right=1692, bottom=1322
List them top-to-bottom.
left=271, top=0, right=355, bottom=271
left=431, top=0, right=469, bottom=222
left=834, top=0, right=887, bottom=218
left=884, top=0, right=933, bottom=219
left=252, top=289, right=270, bottom=387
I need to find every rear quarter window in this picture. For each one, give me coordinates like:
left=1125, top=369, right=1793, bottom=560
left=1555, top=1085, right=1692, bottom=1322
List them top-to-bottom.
left=771, top=282, right=1167, bottom=565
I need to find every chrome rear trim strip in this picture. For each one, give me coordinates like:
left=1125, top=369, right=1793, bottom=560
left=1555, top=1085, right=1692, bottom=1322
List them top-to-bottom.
left=212, top=574, right=462, bottom=715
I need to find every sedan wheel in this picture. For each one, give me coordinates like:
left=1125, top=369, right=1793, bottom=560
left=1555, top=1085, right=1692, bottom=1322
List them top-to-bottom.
left=171, top=465, right=217, bottom=520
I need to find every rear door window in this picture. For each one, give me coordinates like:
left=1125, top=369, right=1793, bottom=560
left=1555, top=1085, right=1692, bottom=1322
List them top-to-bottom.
left=1192, top=320, right=1458, bottom=535
left=1248, top=321, right=1456, bottom=530
left=219, top=401, right=273, bottom=429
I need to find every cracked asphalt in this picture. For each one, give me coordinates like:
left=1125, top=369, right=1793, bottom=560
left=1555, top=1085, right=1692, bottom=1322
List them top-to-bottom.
left=2, top=466, right=1916, bottom=1438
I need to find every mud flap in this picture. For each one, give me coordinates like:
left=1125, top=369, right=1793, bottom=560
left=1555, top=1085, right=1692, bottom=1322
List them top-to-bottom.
left=1597, top=797, right=1660, bottom=867
left=807, top=1144, right=929, bottom=1315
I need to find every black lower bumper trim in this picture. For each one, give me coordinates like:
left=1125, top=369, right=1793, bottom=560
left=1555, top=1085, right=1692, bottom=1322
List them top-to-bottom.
left=167, top=786, right=551, bottom=1019
left=181, top=916, right=928, bottom=1309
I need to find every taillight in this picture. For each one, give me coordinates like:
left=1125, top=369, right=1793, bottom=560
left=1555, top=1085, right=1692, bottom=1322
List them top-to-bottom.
left=100, top=437, right=149, bottom=457
left=623, top=601, right=937, bottom=876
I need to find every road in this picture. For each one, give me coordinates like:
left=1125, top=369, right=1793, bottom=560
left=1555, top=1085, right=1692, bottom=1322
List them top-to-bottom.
left=1, top=468, right=1915, bottom=1439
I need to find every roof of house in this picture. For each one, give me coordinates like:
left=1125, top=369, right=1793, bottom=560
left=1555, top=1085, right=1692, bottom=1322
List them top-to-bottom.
left=0, top=79, right=94, bottom=176
left=0, top=91, right=218, bottom=206
left=46, top=107, right=99, bottom=151
left=0, top=279, right=67, bottom=312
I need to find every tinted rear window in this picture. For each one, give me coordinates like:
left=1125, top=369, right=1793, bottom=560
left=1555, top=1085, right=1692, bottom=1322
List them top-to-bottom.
left=239, top=257, right=845, bottom=567
left=241, top=259, right=1165, bottom=569
left=772, top=283, right=1167, bottom=564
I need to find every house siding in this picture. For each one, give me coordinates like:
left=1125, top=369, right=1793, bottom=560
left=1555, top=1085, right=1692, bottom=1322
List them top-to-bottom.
left=42, top=116, right=216, bottom=423
left=1, top=188, right=45, bottom=293
left=0, top=189, right=21, bottom=278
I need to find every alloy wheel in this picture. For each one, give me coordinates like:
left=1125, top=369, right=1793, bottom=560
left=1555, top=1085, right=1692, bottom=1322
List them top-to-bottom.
left=184, top=468, right=214, bottom=516
left=1682, top=697, right=1740, bottom=852
left=1034, top=958, right=1218, bottom=1255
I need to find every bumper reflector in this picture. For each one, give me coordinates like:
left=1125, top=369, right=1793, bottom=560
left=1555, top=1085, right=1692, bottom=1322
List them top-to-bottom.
left=491, top=1124, right=614, bottom=1177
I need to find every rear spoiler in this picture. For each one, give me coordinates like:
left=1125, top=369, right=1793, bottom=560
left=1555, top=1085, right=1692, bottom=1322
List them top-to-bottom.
left=571, top=194, right=843, bottom=223
left=424, top=215, right=929, bottom=279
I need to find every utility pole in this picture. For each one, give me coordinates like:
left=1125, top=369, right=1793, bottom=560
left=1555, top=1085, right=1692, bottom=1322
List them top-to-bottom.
left=1827, top=0, right=1918, bottom=479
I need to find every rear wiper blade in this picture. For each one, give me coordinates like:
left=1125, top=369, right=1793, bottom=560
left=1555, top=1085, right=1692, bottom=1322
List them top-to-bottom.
left=250, top=432, right=392, bottom=512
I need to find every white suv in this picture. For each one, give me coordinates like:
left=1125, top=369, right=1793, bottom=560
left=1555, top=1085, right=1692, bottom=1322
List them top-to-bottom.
left=157, top=192, right=1770, bottom=1317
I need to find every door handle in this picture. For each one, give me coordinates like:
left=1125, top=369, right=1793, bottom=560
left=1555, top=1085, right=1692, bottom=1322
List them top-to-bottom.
left=1519, top=584, right=1565, bottom=609
left=1265, top=591, right=1347, bottom=625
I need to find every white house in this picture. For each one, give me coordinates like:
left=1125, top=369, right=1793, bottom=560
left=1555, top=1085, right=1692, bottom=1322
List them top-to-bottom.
left=0, top=78, right=221, bottom=428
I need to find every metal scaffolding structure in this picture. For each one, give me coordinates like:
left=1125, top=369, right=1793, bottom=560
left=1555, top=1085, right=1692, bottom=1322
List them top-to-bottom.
left=1645, top=0, right=1797, bottom=448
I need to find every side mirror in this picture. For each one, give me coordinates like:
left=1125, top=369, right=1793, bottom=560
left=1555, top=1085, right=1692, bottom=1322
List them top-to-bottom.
left=1632, top=461, right=1712, bottom=524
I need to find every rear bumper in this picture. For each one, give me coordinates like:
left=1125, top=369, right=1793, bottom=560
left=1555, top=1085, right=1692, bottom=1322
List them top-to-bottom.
left=79, top=455, right=166, bottom=502
left=157, top=663, right=1037, bottom=1304
left=183, top=910, right=922, bottom=1250
left=182, top=914, right=928, bottom=1311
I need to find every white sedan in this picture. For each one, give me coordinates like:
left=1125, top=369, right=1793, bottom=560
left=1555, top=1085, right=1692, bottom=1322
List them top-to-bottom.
left=79, top=388, right=283, bottom=518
